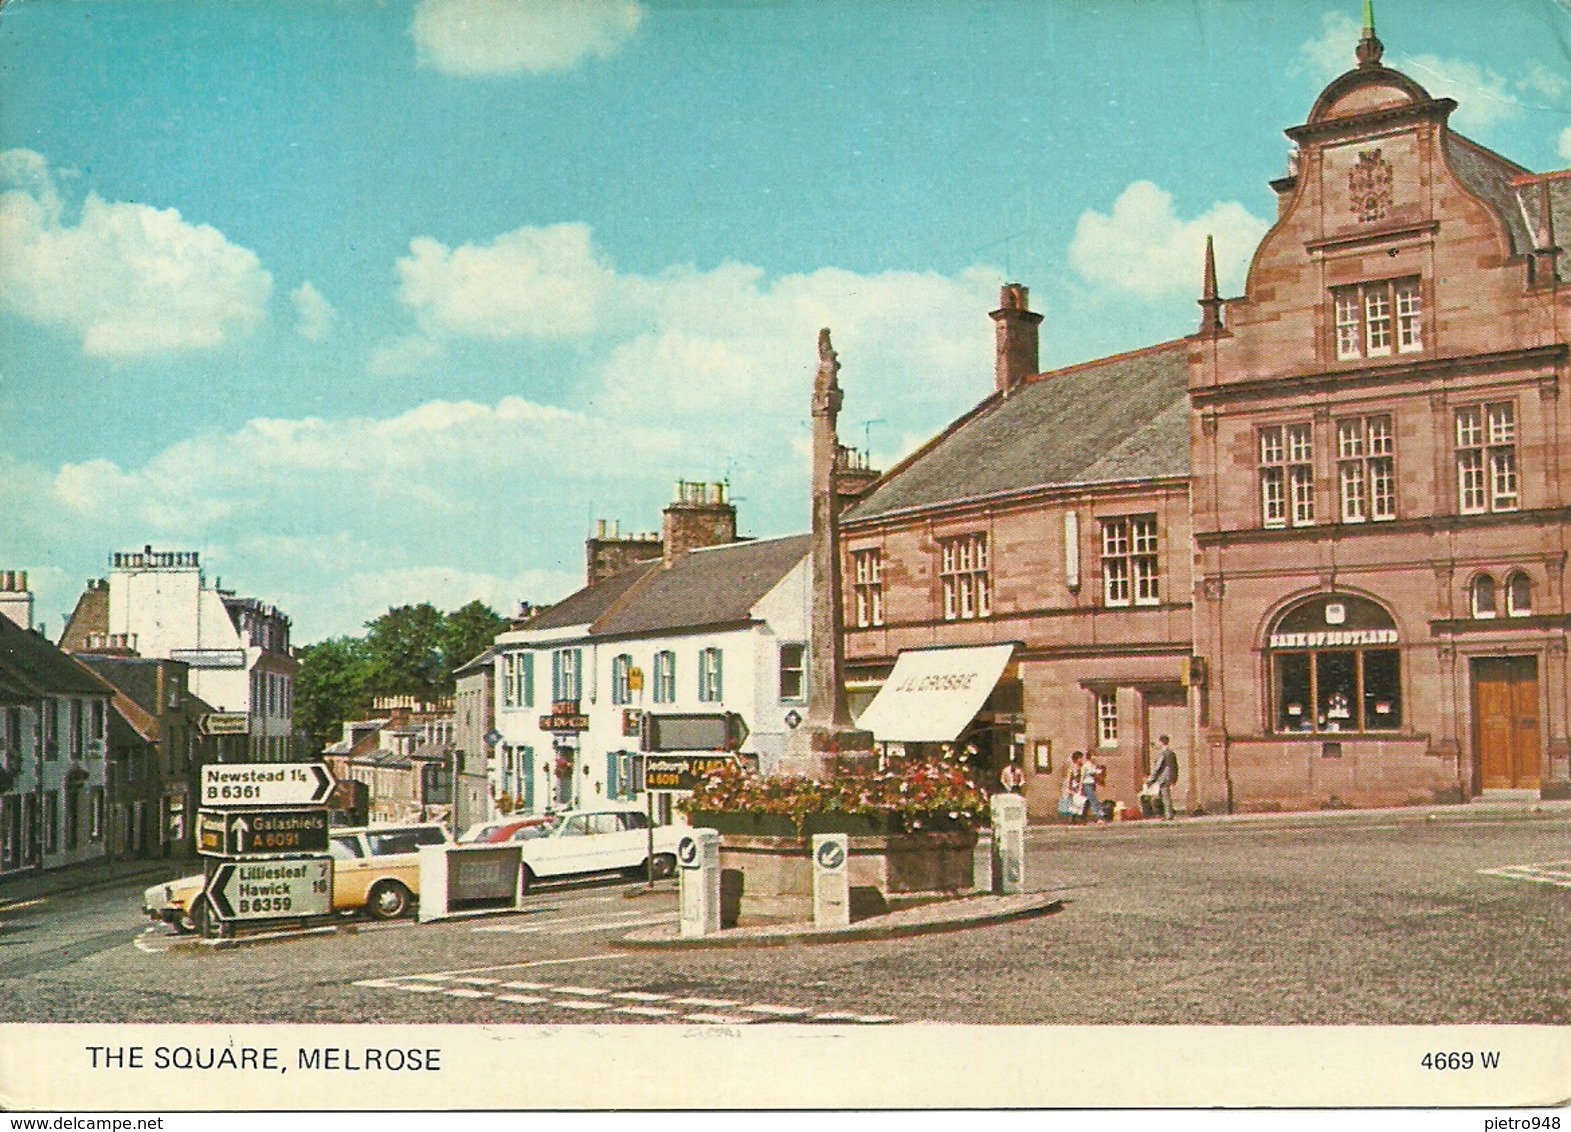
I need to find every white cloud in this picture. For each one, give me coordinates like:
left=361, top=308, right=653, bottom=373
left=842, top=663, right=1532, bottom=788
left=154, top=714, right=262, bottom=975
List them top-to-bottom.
left=411, top=0, right=644, bottom=77
left=1296, top=12, right=1360, bottom=87
left=1520, top=63, right=1570, bottom=103
left=1560, top=126, right=1571, bottom=162
left=0, top=150, right=271, bottom=358
left=1067, top=181, right=1269, bottom=300
left=396, top=223, right=615, bottom=340
left=291, top=282, right=336, bottom=341
left=368, top=334, right=442, bottom=377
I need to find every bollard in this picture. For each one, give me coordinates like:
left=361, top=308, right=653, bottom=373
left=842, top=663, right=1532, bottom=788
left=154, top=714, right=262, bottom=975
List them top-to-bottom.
left=990, top=793, right=1027, bottom=895
left=678, top=828, right=722, bottom=937
left=972, top=829, right=994, bottom=894
left=812, top=834, right=851, bottom=928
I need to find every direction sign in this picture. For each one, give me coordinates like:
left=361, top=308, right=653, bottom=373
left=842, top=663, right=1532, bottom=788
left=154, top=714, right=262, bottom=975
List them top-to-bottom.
left=641, top=753, right=739, bottom=793
left=201, top=762, right=334, bottom=808
left=197, top=808, right=330, bottom=857
left=206, top=856, right=333, bottom=921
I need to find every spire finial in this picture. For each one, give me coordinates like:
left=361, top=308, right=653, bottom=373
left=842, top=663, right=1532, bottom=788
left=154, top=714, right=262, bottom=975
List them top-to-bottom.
left=1356, top=0, right=1384, bottom=66
left=1198, top=235, right=1224, bottom=336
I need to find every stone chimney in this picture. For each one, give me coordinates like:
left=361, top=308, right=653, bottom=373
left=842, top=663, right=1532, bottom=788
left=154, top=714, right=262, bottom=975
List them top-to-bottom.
left=990, top=283, right=1043, bottom=397
left=834, top=444, right=881, bottom=514
left=661, top=481, right=737, bottom=567
left=585, top=519, right=663, bottom=587
left=0, top=571, right=33, bottom=631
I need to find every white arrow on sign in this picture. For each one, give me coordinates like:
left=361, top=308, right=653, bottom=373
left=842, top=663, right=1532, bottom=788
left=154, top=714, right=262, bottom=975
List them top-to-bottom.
left=202, top=762, right=335, bottom=808
left=231, top=815, right=251, bottom=853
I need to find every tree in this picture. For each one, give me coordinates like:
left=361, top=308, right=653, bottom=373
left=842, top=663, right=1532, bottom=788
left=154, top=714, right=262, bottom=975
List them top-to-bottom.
left=442, top=599, right=508, bottom=676
left=364, top=603, right=448, bottom=705
left=294, top=636, right=373, bottom=754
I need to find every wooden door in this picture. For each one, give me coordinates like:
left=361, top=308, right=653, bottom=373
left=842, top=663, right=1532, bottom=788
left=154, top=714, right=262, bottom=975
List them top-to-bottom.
left=1472, top=657, right=1540, bottom=791
left=1143, top=687, right=1190, bottom=789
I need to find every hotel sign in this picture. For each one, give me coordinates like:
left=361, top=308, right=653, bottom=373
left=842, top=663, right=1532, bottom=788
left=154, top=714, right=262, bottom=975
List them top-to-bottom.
left=1268, top=629, right=1398, bottom=649
left=540, top=701, right=589, bottom=733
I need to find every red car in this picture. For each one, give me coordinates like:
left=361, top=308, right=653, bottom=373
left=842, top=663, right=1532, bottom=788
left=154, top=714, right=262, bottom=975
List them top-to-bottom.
left=484, top=816, right=554, bottom=843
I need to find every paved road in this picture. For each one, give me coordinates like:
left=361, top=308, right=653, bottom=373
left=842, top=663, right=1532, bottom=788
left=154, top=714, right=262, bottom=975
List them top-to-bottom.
left=3, top=810, right=1566, bottom=1025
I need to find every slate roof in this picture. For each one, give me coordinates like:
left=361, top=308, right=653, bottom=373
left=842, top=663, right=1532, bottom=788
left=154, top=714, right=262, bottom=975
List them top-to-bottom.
left=1445, top=133, right=1533, bottom=256
left=844, top=340, right=1191, bottom=524
left=591, top=534, right=812, bottom=639
left=517, top=560, right=661, bottom=632
left=0, top=616, right=113, bottom=697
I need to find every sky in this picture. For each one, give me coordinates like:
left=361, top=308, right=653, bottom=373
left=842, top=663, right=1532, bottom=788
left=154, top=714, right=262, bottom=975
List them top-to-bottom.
left=2, top=0, right=1569, bottom=645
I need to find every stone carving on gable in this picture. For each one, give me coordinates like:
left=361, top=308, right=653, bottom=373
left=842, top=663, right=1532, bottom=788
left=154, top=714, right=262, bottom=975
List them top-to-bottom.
left=1348, top=148, right=1393, bottom=223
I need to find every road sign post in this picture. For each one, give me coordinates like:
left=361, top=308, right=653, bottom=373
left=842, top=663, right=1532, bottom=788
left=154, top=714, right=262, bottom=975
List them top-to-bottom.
left=201, top=762, right=334, bottom=808
left=677, top=828, right=721, bottom=938
left=812, top=833, right=850, bottom=928
left=206, top=856, right=333, bottom=922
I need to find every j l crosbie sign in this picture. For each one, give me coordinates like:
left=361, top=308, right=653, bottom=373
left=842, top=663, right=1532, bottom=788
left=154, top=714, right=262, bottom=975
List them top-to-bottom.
left=201, top=762, right=334, bottom=807
left=197, top=808, right=330, bottom=856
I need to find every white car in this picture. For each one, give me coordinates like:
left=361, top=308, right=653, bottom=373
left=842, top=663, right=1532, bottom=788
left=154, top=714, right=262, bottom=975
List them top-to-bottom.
left=517, top=807, right=683, bottom=889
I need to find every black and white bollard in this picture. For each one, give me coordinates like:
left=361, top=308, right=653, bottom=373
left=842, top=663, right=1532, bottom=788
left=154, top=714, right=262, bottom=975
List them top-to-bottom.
left=990, top=794, right=1027, bottom=895
left=678, top=828, right=722, bottom=937
left=812, top=833, right=851, bottom=928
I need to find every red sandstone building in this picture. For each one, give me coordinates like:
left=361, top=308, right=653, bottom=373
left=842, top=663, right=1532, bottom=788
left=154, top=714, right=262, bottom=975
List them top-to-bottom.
left=841, top=19, right=1571, bottom=819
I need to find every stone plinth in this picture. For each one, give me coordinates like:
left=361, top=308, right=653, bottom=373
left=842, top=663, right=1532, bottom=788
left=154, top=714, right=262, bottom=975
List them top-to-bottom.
left=715, top=830, right=978, bottom=927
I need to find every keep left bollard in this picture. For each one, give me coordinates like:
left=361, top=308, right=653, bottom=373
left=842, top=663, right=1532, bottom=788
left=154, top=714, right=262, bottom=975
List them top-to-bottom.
left=990, top=793, right=1027, bottom=895
left=678, top=828, right=721, bottom=937
left=812, top=834, right=851, bottom=928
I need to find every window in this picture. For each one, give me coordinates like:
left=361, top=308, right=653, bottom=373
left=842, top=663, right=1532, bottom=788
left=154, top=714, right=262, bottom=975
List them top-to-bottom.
left=1333, top=278, right=1422, bottom=360
left=1456, top=403, right=1518, bottom=514
left=1337, top=415, right=1395, bottom=523
left=1260, top=424, right=1315, bottom=528
left=1100, top=515, right=1159, bottom=607
left=939, top=533, right=991, bottom=621
left=851, top=548, right=884, bottom=628
left=1506, top=572, right=1532, bottom=617
left=1470, top=575, right=1497, bottom=620
left=1269, top=595, right=1401, bottom=733
left=779, top=643, right=806, bottom=702
left=551, top=648, right=582, bottom=702
left=698, top=648, right=723, bottom=703
left=653, top=651, right=676, bottom=705
left=611, top=654, right=634, bottom=706
left=1096, top=691, right=1119, bottom=748
left=69, top=700, right=83, bottom=758
left=43, top=704, right=56, bottom=760
left=606, top=751, right=641, bottom=802
left=43, top=790, right=59, bottom=854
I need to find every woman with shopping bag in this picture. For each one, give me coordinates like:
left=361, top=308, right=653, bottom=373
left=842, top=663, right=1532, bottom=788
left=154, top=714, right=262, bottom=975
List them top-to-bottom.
left=1059, top=750, right=1090, bottom=821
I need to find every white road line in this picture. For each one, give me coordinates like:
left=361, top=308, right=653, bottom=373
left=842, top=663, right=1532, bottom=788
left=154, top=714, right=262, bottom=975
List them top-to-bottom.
left=1479, top=861, right=1571, bottom=888
left=548, top=914, right=674, bottom=936
left=406, top=973, right=454, bottom=981
left=452, top=976, right=501, bottom=985
left=501, top=981, right=554, bottom=991
left=400, top=984, right=447, bottom=994
left=552, top=986, right=608, bottom=996
left=444, top=988, right=490, bottom=999
left=610, top=991, right=671, bottom=1002
left=496, top=994, right=549, bottom=1005
left=670, top=997, right=739, bottom=1008
left=552, top=1000, right=612, bottom=1012
left=741, top=1004, right=808, bottom=1017
left=614, top=1005, right=677, bottom=1018
left=810, top=1012, right=862, bottom=1022
left=684, top=1013, right=757, bottom=1025
left=855, top=1015, right=898, bottom=1024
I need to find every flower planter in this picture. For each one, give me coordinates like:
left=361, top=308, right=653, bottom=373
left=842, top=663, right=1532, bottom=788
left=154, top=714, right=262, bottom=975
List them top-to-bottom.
left=686, top=810, right=909, bottom=838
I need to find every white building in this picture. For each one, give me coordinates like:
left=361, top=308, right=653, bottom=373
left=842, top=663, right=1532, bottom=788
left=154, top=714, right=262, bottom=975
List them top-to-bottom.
left=491, top=533, right=812, bottom=817
left=62, top=546, right=298, bottom=762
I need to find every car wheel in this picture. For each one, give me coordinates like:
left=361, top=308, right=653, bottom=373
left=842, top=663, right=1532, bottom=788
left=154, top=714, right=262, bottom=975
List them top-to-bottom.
left=651, top=853, right=677, bottom=879
left=367, top=881, right=413, bottom=921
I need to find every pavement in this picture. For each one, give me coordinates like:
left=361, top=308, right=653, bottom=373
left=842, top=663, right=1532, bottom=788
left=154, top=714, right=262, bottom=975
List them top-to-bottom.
left=0, top=854, right=194, bottom=912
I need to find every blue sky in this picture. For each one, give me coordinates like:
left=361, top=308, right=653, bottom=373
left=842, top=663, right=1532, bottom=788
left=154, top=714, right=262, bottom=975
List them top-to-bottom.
left=3, top=0, right=1569, bottom=643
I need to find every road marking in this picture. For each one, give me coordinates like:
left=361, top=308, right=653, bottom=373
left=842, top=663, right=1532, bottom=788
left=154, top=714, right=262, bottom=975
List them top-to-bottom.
left=1478, top=861, right=1571, bottom=888
left=474, top=911, right=675, bottom=936
left=548, top=914, right=674, bottom=936
left=452, top=976, right=500, bottom=986
left=501, top=981, right=553, bottom=991
left=401, top=983, right=447, bottom=994
left=553, top=985, right=608, bottom=996
left=444, top=988, right=490, bottom=999
left=609, top=991, right=671, bottom=1002
left=497, top=994, right=549, bottom=1005
left=670, top=996, right=739, bottom=1008
left=552, top=1000, right=611, bottom=1012
left=741, top=1004, right=808, bottom=1017
left=614, top=1005, right=677, bottom=1018
left=684, top=1013, right=757, bottom=1025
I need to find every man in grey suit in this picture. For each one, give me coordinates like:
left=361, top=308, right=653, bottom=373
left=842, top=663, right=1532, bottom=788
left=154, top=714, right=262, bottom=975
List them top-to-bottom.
left=1146, top=736, right=1179, bottom=821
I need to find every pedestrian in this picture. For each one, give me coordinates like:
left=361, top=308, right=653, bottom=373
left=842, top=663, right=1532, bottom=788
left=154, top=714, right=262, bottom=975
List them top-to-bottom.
left=1145, top=735, right=1180, bottom=820
left=1059, top=751, right=1086, bottom=820
left=1080, top=751, right=1107, bottom=823
left=1000, top=759, right=1025, bottom=794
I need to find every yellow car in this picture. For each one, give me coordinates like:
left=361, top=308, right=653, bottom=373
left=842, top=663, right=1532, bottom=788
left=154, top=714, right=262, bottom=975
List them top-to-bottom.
left=142, top=823, right=452, bottom=931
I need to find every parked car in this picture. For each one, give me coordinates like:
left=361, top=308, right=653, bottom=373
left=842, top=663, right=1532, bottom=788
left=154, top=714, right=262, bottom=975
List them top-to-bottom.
left=517, top=807, right=683, bottom=889
left=486, top=816, right=554, bottom=843
left=141, top=822, right=453, bottom=931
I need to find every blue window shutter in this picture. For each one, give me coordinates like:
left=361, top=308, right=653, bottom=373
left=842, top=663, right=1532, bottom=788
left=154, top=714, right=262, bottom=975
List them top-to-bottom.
left=573, top=649, right=583, bottom=700
left=714, top=649, right=723, bottom=701
left=551, top=653, right=561, bottom=702
left=523, top=654, right=534, bottom=708
left=521, top=747, right=534, bottom=812
left=606, top=751, right=620, bottom=800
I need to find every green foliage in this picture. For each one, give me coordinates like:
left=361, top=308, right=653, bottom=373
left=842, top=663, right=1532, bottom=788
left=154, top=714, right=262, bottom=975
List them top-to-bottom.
left=295, top=600, right=508, bottom=754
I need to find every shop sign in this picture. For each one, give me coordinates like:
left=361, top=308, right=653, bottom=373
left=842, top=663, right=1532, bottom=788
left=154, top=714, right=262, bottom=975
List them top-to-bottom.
left=1268, top=629, right=1398, bottom=649
left=539, top=702, right=589, bottom=732
left=622, top=709, right=643, bottom=737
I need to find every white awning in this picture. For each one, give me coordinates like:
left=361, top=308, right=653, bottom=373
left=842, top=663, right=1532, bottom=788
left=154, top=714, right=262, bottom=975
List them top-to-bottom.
left=853, top=643, right=1016, bottom=743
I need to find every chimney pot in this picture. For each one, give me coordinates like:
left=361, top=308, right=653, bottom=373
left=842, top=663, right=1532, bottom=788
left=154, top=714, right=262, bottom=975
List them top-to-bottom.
left=990, top=282, right=1044, bottom=397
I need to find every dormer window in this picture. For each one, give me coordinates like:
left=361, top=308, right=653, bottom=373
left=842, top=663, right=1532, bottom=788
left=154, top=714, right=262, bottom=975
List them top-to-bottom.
left=1333, top=278, right=1422, bottom=360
